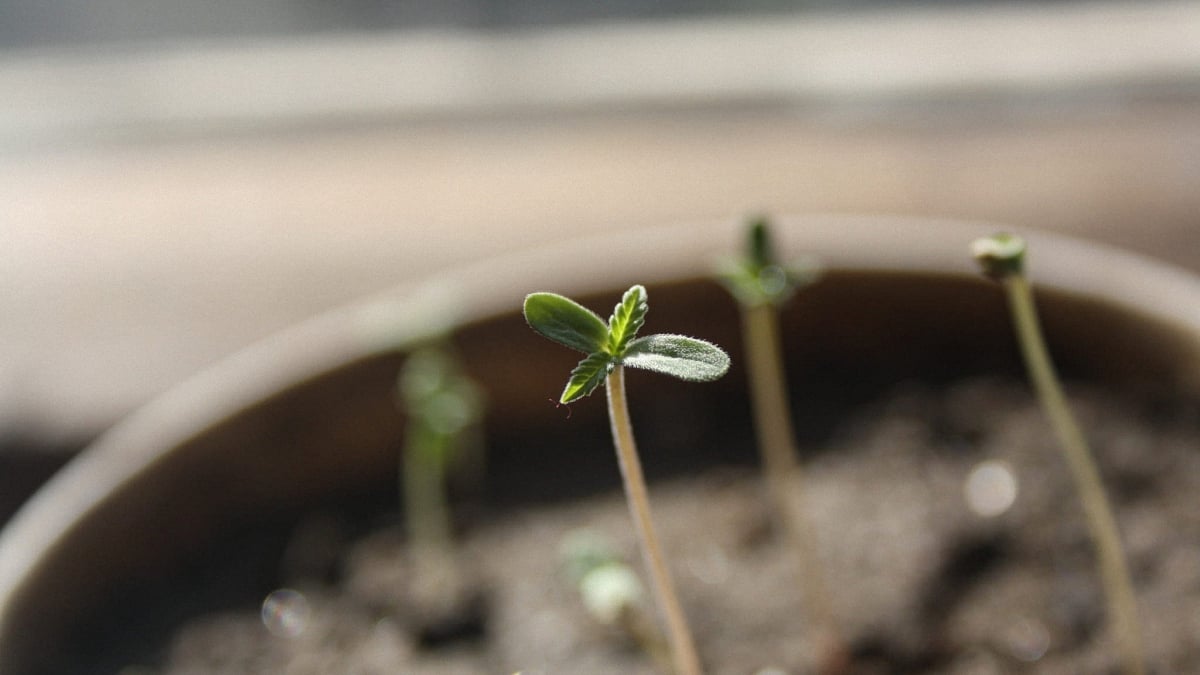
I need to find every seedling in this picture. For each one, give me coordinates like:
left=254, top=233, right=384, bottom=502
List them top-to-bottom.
left=717, top=217, right=845, bottom=669
left=972, top=233, right=1145, bottom=675
left=524, top=284, right=730, bottom=675
left=397, top=346, right=484, bottom=614
left=560, top=529, right=669, bottom=670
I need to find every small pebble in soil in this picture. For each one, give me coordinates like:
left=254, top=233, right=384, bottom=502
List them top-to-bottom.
left=963, top=460, right=1018, bottom=518
left=1003, top=617, right=1051, bottom=662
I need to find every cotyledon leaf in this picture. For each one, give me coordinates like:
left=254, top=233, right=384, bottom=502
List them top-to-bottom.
left=524, top=292, right=610, bottom=354
left=621, top=334, right=730, bottom=382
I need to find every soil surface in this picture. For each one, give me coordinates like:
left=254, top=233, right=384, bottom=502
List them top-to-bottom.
left=136, top=378, right=1200, bottom=674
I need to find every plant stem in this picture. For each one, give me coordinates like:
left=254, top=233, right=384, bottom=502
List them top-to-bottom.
left=1003, top=274, right=1145, bottom=675
left=741, top=303, right=844, bottom=668
left=606, top=365, right=702, bottom=675
left=403, top=433, right=457, bottom=603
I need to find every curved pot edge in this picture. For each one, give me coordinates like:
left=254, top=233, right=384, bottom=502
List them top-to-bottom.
left=2, top=215, right=1198, bottom=668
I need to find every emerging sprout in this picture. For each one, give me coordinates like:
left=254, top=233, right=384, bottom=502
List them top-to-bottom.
left=717, top=215, right=821, bottom=308
left=717, top=216, right=845, bottom=672
left=970, top=233, right=1026, bottom=280
left=972, top=233, right=1144, bottom=675
left=525, top=284, right=729, bottom=675
left=398, top=346, right=484, bottom=616
left=560, top=529, right=668, bottom=669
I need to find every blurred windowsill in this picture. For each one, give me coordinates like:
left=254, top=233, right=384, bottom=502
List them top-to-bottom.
left=2, top=0, right=1199, bottom=150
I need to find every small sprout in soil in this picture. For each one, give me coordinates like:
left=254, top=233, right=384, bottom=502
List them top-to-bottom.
left=717, top=216, right=846, bottom=671
left=971, top=233, right=1145, bottom=675
left=525, top=284, right=730, bottom=675
left=397, top=346, right=485, bottom=619
left=560, top=529, right=670, bottom=669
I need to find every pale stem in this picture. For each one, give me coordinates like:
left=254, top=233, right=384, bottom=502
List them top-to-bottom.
left=1004, top=274, right=1145, bottom=675
left=742, top=303, right=843, bottom=661
left=606, top=366, right=703, bottom=675
left=403, top=434, right=458, bottom=602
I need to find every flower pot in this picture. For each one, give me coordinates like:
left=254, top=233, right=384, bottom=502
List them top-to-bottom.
left=2, top=216, right=1199, bottom=674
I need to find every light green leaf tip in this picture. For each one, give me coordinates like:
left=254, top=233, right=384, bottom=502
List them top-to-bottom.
left=605, top=284, right=648, bottom=357
left=524, top=292, right=610, bottom=354
left=622, top=334, right=730, bottom=382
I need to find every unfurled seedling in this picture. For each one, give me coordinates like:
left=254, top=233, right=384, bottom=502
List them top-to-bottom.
left=717, top=217, right=845, bottom=669
left=972, top=234, right=1145, bottom=675
left=524, top=284, right=729, bottom=675
left=397, top=346, right=484, bottom=614
left=560, top=529, right=670, bottom=670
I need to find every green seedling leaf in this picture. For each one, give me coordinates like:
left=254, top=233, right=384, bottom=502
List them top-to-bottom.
left=718, top=216, right=821, bottom=307
left=748, top=216, right=773, bottom=269
left=529, top=284, right=729, bottom=406
left=606, top=284, right=648, bottom=356
left=524, top=292, right=610, bottom=354
left=623, top=334, right=730, bottom=382
left=399, top=347, right=484, bottom=461
left=562, top=352, right=613, bottom=404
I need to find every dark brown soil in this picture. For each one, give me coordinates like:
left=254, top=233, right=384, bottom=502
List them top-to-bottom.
left=136, top=378, right=1200, bottom=674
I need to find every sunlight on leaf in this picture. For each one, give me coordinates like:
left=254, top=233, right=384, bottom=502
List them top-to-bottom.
left=606, top=284, right=648, bottom=356
left=525, top=292, right=610, bottom=354
left=622, top=334, right=730, bottom=382
left=561, top=352, right=613, bottom=404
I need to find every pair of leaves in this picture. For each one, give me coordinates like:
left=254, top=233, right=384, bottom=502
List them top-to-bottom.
left=717, top=216, right=821, bottom=308
left=524, top=285, right=730, bottom=404
left=398, top=346, right=484, bottom=461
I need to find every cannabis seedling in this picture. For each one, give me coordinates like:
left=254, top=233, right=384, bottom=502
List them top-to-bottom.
left=717, top=217, right=845, bottom=668
left=972, top=234, right=1144, bottom=675
left=524, top=284, right=730, bottom=675
left=398, top=346, right=484, bottom=612
left=560, top=529, right=669, bottom=670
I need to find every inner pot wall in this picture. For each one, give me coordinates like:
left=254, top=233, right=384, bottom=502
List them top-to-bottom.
left=2, top=217, right=1199, bottom=673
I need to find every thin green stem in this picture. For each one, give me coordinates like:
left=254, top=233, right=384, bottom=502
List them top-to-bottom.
left=1004, top=274, right=1144, bottom=675
left=742, top=303, right=844, bottom=668
left=606, top=366, right=702, bottom=675
left=403, top=432, right=457, bottom=600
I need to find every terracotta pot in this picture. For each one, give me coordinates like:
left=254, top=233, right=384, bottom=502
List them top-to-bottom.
left=2, top=217, right=1199, bottom=673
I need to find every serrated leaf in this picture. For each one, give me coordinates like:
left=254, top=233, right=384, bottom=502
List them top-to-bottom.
left=606, top=285, right=648, bottom=356
left=525, top=292, right=610, bottom=354
left=622, top=334, right=730, bottom=382
left=561, top=352, right=613, bottom=404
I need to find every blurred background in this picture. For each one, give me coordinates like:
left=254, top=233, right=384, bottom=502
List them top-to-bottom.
left=1, top=0, right=1199, bottom=520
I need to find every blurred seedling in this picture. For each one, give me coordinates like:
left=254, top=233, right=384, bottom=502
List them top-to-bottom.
left=717, top=217, right=845, bottom=671
left=972, top=233, right=1144, bottom=675
left=524, top=284, right=730, bottom=675
left=397, top=345, right=486, bottom=636
left=560, top=529, right=670, bottom=670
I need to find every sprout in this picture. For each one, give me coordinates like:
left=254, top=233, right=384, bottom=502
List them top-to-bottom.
left=717, top=217, right=845, bottom=670
left=972, top=233, right=1144, bottom=675
left=525, top=284, right=729, bottom=675
left=398, top=346, right=484, bottom=615
left=560, top=529, right=669, bottom=669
